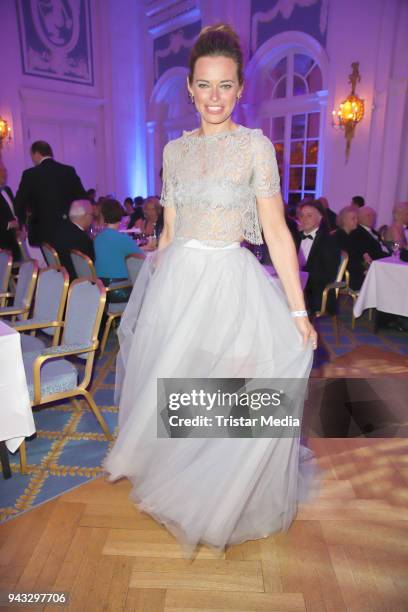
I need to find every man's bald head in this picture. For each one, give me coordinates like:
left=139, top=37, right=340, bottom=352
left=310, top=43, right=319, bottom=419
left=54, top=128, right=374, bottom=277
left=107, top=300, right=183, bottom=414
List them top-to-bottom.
left=358, top=206, right=376, bottom=229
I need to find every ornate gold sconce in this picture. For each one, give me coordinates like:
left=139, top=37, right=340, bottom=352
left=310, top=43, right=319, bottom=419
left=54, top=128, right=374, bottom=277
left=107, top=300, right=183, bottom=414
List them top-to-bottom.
left=332, top=63, right=365, bottom=162
left=0, top=116, right=12, bottom=150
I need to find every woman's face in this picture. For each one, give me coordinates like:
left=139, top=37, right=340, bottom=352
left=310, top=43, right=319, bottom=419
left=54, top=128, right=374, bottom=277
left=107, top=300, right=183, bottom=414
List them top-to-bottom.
left=188, top=56, right=243, bottom=129
left=144, top=202, right=158, bottom=222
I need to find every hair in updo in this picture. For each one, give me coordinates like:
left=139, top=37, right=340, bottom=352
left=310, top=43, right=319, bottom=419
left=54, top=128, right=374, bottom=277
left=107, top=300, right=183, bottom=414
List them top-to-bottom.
left=188, top=24, right=244, bottom=85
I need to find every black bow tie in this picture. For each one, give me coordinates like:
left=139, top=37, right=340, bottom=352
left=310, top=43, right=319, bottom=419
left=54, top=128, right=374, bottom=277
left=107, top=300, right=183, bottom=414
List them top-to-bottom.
left=300, top=232, right=313, bottom=240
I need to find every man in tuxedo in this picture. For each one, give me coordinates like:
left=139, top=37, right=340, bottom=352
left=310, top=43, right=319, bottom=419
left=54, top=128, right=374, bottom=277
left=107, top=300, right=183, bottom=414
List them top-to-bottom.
left=15, top=141, right=86, bottom=246
left=0, top=164, right=21, bottom=260
left=52, top=200, right=95, bottom=280
left=297, top=202, right=341, bottom=315
left=355, top=206, right=391, bottom=261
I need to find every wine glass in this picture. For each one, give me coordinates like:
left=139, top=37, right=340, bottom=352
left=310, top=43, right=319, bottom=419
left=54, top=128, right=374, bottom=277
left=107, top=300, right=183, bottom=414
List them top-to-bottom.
left=391, top=241, right=400, bottom=260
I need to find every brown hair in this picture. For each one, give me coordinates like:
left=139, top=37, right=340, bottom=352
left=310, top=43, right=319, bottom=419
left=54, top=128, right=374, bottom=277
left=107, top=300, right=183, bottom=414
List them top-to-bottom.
left=188, top=23, right=244, bottom=85
left=31, top=140, right=53, bottom=157
left=101, top=198, right=124, bottom=224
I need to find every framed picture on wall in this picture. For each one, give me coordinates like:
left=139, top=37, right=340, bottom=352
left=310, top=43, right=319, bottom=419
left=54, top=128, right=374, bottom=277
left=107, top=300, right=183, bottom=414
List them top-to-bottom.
left=16, top=0, right=94, bottom=86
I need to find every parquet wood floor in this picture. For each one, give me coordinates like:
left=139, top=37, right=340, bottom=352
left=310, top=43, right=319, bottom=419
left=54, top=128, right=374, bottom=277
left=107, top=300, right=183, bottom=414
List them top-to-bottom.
left=1, top=436, right=407, bottom=612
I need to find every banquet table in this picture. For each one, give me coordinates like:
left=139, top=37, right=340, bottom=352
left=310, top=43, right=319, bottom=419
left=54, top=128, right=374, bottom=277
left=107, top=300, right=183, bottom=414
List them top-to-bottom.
left=353, top=257, right=408, bottom=318
left=0, top=320, right=35, bottom=478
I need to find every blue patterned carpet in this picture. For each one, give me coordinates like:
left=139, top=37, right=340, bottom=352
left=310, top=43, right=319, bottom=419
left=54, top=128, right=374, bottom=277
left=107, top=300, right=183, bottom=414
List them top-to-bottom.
left=1, top=298, right=407, bottom=523
left=0, top=339, right=118, bottom=523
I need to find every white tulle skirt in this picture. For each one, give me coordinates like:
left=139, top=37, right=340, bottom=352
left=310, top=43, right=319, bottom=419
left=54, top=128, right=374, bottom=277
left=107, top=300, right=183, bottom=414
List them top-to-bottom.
left=103, top=239, right=317, bottom=556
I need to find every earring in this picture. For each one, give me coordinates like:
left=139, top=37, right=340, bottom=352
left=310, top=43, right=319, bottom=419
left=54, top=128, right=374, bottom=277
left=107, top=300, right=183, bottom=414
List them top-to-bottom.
left=189, top=93, right=194, bottom=104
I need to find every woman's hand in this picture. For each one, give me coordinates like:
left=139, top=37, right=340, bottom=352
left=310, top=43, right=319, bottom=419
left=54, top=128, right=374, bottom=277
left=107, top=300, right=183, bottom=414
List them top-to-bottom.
left=294, top=316, right=318, bottom=350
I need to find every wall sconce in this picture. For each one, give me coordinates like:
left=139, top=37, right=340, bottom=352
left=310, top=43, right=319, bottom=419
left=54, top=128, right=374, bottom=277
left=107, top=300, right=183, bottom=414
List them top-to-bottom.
left=332, top=62, right=365, bottom=162
left=0, top=116, right=12, bottom=148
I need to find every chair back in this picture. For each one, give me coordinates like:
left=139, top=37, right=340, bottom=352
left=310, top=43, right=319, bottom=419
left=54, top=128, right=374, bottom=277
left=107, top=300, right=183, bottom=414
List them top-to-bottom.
left=17, top=237, right=31, bottom=261
left=41, top=243, right=61, bottom=267
left=70, top=249, right=96, bottom=281
left=0, top=250, right=12, bottom=293
left=337, top=251, right=349, bottom=283
left=126, top=253, right=145, bottom=285
left=14, top=260, right=39, bottom=319
left=32, top=267, right=70, bottom=336
left=62, top=278, right=106, bottom=359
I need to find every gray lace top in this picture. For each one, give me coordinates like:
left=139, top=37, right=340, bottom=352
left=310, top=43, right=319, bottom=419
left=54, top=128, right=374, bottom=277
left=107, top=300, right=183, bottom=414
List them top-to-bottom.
left=160, top=125, right=280, bottom=245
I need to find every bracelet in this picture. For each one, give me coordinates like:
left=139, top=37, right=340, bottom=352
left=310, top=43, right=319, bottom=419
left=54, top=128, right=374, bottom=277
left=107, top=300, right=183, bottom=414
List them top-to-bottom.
left=291, top=310, right=308, bottom=318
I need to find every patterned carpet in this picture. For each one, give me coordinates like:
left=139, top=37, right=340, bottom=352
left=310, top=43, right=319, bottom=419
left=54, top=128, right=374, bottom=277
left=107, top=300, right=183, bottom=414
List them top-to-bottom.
left=1, top=298, right=407, bottom=523
left=0, top=338, right=118, bottom=523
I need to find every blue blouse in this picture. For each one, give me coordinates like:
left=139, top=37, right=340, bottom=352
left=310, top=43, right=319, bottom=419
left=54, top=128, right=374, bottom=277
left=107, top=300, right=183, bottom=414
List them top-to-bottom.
left=95, top=228, right=143, bottom=278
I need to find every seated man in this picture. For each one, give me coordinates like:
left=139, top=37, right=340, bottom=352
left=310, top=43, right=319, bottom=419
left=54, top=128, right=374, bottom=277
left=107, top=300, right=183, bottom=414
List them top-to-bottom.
left=0, top=164, right=21, bottom=260
left=95, top=198, right=144, bottom=302
left=52, top=199, right=95, bottom=280
left=297, top=201, right=341, bottom=315
left=355, top=206, right=390, bottom=260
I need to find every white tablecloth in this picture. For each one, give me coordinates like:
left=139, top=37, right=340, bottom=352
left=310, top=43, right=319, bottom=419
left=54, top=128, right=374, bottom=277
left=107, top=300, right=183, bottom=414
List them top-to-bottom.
left=353, top=258, right=408, bottom=318
left=0, top=321, right=35, bottom=452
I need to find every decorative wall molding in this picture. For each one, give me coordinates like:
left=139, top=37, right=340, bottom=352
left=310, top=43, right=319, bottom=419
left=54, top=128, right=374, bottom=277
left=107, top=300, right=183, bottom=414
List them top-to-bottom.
left=16, top=0, right=94, bottom=86
left=146, top=0, right=200, bottom=37
left=251, top=0, right=329, bottom=54
left=154, top=29, right=196, bottom=80
left=245, top=30, right=329, bottom=104
left=19, top=87, right=105, bottom=109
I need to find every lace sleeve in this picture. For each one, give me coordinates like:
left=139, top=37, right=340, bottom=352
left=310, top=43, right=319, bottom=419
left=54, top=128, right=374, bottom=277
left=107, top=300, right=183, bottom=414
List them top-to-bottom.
left=251, top=132, right=280, bottom=198
left=160, top=142, right=175, bottom=208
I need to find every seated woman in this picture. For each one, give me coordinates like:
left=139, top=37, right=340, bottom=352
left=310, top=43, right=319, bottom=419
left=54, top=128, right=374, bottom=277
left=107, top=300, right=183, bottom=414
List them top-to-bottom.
left=127, top=196, right=145, bottom=229
left=119, top=197, right=135, bottom=230
left=134, top=197, right=162, bottom=235
left=95, top=198, right=144, bottom=301
left=384, top=202, right=408, bottom=249
left=333, top=205, right=366, bottom=291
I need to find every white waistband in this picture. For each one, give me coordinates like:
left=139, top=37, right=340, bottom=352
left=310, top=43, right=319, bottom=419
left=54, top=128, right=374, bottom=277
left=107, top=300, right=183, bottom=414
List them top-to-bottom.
left=182, top=239, right=241, bottom=251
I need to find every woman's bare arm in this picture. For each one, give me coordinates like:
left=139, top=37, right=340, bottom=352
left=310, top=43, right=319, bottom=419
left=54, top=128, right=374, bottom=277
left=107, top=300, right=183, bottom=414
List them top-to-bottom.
left=257, top=192, right=317, bottom=348
left=257, top=192, right=305, bottom=310
left=158, top=207, right=176, bottom=250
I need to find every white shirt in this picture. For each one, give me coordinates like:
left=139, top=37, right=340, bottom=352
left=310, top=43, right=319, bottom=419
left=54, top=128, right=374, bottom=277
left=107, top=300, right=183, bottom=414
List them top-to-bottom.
left=0, top=187, right=17, bottom=229
left=299, top=227, right=318, bottom=266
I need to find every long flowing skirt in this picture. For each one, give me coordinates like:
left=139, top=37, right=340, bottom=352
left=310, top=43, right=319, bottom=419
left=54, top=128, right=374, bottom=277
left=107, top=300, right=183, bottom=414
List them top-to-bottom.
left=104, top=239, right=317, bottom=556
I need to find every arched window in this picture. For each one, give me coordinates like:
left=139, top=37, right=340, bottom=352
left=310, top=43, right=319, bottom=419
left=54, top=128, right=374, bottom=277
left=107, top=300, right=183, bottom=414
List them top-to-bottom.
left=246, top=35, right=328, bottom=208
left=148, top=68, right=197, bottom=194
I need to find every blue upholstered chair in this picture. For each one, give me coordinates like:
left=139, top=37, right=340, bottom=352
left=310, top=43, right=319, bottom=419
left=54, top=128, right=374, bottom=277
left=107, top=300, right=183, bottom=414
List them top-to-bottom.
left=41, top=243, right=61, bottom=268
left=70, top=249, right=95, bottom=280
left=71, top=249, right=132, bottom=354
left=0, top=250, right=13, bottom=307
left=126, top=252, right=145, bottom=285
left=0, top=259, right=38, bottom=321
left=12, top=266, right=70, bottom=356
left=19, top=278, right=112, bottom=472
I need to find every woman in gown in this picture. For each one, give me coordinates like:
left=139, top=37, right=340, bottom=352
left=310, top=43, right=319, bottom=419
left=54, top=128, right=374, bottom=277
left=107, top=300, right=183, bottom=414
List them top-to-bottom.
left=104, top=24, right=318, bottom=556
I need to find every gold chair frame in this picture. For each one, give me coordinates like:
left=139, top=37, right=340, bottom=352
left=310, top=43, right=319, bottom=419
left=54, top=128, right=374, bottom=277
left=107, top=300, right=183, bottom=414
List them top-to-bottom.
left=41, top=242, right=61, bottom=268
left=0, top=249, right=13, bottom=308
left=71, top=249, right=131, bottom=354
left=314, top=252, right=349, bottom=345
left=0, top=259, right=39, bottom=321
left=12, top=266, right=70, bottom=346
left=19, top=278, right=112, bottom=473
